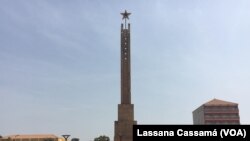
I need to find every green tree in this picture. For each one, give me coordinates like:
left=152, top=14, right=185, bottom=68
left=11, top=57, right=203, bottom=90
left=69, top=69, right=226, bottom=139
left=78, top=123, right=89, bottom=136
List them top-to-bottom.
left=94, top=135, right=109, bottom=141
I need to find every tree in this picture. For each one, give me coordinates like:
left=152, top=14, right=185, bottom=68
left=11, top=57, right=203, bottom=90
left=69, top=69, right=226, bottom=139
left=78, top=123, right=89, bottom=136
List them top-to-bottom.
left=94, top=135, right=109, bottom=141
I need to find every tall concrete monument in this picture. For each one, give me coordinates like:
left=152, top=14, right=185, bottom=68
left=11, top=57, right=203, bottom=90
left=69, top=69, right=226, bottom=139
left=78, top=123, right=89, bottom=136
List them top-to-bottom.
left=114, top=10, right=137, bottom=141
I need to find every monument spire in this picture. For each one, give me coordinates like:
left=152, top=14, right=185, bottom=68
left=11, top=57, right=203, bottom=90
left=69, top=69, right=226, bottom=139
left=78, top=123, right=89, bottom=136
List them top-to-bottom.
left=114, top=10, right=136, bottom=141
left=120, top=10, right=131, bottom=104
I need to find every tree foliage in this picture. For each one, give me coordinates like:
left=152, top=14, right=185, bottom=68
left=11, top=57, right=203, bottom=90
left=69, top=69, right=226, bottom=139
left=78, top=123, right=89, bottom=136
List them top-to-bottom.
left=94, top=135, right=110, bottom=141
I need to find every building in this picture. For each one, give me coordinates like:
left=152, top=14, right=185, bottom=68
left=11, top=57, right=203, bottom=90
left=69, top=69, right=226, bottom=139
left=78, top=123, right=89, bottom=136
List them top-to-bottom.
left=114, top=10, right=137, bottom=141
left=193, top=98, right=240, bottom=124
left=0, top=135, right=62, bottom=141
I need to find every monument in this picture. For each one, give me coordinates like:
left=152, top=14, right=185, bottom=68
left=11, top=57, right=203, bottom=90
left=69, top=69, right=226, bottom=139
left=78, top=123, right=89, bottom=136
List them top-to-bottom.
left=114, top=10, right=137, bottom=141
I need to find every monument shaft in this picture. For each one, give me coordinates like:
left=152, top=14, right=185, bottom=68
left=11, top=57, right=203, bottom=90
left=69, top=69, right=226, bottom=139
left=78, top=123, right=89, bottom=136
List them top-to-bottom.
left=121, top=23, right=131, bottom=104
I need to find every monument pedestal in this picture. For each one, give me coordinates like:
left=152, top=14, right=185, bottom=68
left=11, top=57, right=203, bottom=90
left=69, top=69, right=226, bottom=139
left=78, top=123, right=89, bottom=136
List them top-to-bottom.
left=114, top=104, right=137, bottom=141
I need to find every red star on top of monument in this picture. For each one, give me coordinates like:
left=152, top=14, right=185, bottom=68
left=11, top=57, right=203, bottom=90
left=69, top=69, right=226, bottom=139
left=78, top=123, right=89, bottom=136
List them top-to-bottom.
left=121, top=10, right=131, bottom=20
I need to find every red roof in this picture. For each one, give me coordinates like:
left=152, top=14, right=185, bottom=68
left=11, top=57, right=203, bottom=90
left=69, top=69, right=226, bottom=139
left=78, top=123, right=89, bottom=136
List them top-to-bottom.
left=204, top=98, right=238, bottom=106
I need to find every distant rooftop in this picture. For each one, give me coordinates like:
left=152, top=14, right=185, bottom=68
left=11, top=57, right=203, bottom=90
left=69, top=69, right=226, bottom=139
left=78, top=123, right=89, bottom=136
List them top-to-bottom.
left=204, top=98, right=238, bottom=106
left=3, top=134, right=59, bottom=139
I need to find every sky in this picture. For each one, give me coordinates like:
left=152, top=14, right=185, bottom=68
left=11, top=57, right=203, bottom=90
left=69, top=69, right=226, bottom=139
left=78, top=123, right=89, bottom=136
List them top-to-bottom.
left=1, top=0, right=250, bottom=140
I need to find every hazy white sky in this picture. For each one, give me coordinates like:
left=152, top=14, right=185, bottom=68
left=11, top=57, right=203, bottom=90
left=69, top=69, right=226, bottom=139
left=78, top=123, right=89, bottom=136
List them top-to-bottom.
left=1, top=0, right=250, bottom=141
